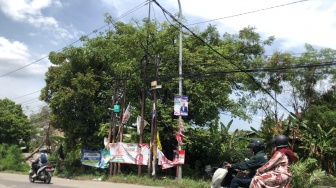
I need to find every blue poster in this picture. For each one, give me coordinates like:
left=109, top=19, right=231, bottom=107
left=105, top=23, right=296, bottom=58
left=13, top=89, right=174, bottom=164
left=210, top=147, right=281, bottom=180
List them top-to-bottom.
left=81, top=149, right=101, bottom=168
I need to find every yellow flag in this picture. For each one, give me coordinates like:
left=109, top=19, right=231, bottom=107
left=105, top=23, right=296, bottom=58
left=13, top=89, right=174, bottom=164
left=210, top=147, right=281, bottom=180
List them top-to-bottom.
left=156, top=131, right=162, bottom=150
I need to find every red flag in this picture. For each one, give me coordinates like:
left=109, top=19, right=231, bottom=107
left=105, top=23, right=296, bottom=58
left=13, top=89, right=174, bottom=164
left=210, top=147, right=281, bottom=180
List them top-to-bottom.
left=175, top=132, right=185, bottom=143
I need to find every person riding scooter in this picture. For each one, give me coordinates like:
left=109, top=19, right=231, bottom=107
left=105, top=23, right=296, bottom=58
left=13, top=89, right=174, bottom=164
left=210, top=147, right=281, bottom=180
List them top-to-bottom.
left=250, top=134, right=298, bottom=188
left=223, top=140, right=268, bottom=188
left=31, top=148, right=48, bottom=178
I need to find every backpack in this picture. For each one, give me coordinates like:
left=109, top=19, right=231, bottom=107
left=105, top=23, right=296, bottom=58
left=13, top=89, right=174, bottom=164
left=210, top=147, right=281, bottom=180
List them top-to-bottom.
left=40, top=153, right=47, bottom=164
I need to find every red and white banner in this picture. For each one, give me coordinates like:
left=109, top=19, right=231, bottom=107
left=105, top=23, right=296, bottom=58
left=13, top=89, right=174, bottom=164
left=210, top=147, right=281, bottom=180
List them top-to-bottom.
left=108, top=142, right=185, bottom=169
left=109, top=142, right=149, bottom=165
left=158, top=150, right=185, bottom=169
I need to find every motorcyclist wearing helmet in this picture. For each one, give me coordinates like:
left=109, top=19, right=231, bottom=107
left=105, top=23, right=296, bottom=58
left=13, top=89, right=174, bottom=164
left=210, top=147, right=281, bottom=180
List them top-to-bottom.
left=250, top=134, right=298, bottom=188
left=223, top=140, right=268, bottom=188
left=31, top=148, right=48, bottom=178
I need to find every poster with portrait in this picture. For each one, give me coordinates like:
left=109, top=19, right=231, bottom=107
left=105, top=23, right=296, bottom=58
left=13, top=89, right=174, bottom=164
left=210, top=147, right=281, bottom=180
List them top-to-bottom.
left=174, top=95, right=188, bottom=116
left=109, top=142, right=150, bottom=165
left=81, top=143, right=185, bottom=169
left=100, top=149, right=110, bottom=168
left=158, top=150, right=186, bottom=169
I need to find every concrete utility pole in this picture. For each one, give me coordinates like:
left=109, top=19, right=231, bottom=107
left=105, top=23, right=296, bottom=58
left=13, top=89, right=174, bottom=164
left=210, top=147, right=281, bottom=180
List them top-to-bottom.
left=146, top=0, right=152, bottom=178
left=177, top=0, right=183, bottom=179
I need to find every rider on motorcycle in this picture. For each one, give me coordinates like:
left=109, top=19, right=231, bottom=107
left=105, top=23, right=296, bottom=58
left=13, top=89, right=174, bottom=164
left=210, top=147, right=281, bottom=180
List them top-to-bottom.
left=250, top=135, right=298, bottom=188
left=223, top=140, right=268, bottom=188
left=31, top=148, right=48, bottom=178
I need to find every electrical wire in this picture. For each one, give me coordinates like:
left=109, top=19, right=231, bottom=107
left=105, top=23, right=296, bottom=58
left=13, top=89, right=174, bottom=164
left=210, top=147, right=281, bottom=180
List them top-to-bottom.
left=0, top=0, right=149, bottom=79
left=151, top=0, right=304, bottom=118
left=186, top=0, right=309, bottom=26
left=10, top=90, right=40, bottom=100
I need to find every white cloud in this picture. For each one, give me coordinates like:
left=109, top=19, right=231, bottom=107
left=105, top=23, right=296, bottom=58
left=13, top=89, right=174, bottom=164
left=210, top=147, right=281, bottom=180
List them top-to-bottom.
left=0, top=0, right=78, bottom=41
left=0, top=0, right=52, bottom=22
left=164, top=0, right=336, bottom=50
left=0, top=37, right=49, bottom=77
left=0, top=37, right=30, bottom=59
left=0, top=37, right=48, bottom=112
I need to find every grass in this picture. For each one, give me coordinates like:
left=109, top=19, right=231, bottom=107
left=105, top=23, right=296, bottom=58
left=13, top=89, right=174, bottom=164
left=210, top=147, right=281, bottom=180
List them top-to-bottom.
left=67, top=173, right=211, bottom=188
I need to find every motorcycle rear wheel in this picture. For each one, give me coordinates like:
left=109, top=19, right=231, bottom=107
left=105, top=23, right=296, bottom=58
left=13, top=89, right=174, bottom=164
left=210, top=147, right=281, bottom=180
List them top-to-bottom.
left=28, top=174, right=35, bottom=183
left=44, top=174, right=52, bottom=184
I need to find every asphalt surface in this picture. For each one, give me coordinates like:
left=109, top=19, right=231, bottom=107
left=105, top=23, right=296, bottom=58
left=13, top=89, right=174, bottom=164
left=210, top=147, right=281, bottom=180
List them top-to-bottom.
left=0, top=172, right=163, bottom=188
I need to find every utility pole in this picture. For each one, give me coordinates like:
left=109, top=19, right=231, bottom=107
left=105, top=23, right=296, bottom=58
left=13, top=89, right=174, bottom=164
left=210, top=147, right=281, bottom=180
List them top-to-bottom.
left=146, top=0, right=152, bottom=178
left=177, top=0, right=183, bottom=179
left=149, top=55, right=161, bottom=177
left=139, top=59, right=146, bottom=177
left=116, top=76, right=127, bottom=175
left=108, top=78, right=119, bottom=176
left=112, top=78, right=120, bottom=176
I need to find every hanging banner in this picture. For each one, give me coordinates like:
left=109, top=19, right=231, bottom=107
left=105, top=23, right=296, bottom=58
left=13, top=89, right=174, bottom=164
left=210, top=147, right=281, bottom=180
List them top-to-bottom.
left=174, top=95, right=188, bottom=116
left=122, top=103, right=131, bottom=124
left=136, top=116, right=150, bottom=135
left=109, top=142, right=150, bottom=165
left=81, top=143, right=185, bottom=169
left=81, top=149, right=102, bottom=168
left=158, top=150, right=186, bottom=169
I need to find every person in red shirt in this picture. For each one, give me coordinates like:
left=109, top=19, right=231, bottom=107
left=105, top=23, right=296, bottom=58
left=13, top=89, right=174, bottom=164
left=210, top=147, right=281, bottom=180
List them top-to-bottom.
left=135, top=145, right=143, bottom=165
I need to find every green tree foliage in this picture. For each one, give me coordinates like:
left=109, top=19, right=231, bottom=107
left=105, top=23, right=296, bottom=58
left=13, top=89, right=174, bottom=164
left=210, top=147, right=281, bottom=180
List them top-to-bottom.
left=40, top=15, right=272, bottom=151
left=252, top=45, right=336, bottom=176
left=300, top=88, right=336, bottom=174
left=0, top=98, right=31, bottom=145
left=29, top=106, right=52, bottom=150
left=0, top=144, right=29, bottom=172
left=290, top=158, right=333, bottom=188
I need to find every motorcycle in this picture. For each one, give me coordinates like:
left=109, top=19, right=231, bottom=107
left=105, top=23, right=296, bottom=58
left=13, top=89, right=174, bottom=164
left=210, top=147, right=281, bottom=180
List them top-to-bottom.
left=29, top=162, right=54, bottom=184
left=208, top=162, right=249, bottom=188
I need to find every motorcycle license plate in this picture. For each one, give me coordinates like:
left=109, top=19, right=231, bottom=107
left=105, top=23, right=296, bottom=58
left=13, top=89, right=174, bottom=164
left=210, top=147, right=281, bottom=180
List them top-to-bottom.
left=46, top=168, right=54, bottom=172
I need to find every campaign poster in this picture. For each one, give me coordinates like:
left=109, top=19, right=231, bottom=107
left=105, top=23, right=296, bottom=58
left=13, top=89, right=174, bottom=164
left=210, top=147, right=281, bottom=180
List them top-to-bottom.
left=174, top=95, right=188, bottom=116
left=109, top=142, right=150, bottom=165
left=81, top=149, right=101, bottom=168
left=100, top=149, right=110, bottom=168
left=158, top=150, right=186, bottom=169
left=176, top=150, right=185, bottom=164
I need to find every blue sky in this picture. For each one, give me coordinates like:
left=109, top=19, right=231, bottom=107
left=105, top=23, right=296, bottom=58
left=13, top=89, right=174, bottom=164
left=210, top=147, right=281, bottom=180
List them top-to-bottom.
left=1, top=0, right=336, bottom=130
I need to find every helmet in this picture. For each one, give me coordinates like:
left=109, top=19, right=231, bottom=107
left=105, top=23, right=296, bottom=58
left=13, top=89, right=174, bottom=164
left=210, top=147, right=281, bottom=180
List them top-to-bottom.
left=271, top=134, right=288, bottom=148
left=247, top=140, right=264, bottom=153
left=39, top=148, right=47, bottom=152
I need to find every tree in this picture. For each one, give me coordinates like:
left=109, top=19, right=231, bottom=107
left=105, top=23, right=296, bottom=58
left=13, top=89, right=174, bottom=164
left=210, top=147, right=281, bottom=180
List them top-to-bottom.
left=40, top=15, right=274, bottom=174
left=251, top=45, right=336, bottom=175
left=0, top=98, right=31, bottom=146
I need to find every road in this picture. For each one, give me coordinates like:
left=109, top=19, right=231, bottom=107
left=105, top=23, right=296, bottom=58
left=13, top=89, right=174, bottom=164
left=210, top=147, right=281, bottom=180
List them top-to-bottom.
left=0, top=173, right=163, bottom=188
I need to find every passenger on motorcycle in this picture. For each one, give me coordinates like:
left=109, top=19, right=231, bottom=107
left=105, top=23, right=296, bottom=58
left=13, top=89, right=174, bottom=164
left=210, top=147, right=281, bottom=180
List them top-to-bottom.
left=250, top=135, right=298, bottom=188
left=223, top=140, right=268, bottom=188
left=31, top=148, right=48, bottom=178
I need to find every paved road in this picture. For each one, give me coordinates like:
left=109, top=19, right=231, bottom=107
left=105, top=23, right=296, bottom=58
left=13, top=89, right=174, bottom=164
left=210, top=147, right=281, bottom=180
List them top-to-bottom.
left=0, top=173, right=163, bottom=188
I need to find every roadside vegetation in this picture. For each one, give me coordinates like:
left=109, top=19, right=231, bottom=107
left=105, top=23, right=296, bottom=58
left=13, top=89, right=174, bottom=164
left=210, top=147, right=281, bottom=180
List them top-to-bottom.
left=0, top=13, right=336, bottom=188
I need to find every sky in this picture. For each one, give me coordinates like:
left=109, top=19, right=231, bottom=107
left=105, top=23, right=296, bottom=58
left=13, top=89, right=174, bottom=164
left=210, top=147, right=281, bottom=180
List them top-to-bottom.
left=1, top=0, right=336, bottom=131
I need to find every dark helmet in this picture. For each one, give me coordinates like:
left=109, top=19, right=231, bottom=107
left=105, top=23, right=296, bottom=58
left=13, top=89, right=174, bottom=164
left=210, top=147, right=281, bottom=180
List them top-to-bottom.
left=271, top=134, right=288, bottom=148
left=247, top=140, right=265, bottom=153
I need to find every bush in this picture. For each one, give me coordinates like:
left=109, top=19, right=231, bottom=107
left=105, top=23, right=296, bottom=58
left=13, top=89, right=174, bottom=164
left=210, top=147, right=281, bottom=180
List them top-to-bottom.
left=0, top=144, right=30, bottom=172
left=290, top=158, right=335, bottom=188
